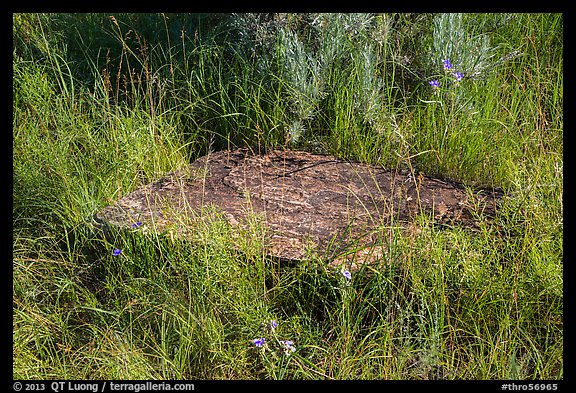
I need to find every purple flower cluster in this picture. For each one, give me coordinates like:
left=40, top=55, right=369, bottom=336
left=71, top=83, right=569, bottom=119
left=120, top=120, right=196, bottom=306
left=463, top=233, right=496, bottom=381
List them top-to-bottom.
left=428, top=58, right=465, bottom=89
left=444, top=58, right=464, bottom=82
left=251, top=320, right=296, bottom=356
left=252, top=337, right=266, bottom=347
left=280, top=340, right=296, bottom=356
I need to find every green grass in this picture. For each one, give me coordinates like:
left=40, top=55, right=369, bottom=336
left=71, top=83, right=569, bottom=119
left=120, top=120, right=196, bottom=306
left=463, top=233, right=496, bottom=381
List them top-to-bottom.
left=13, top=13, right=562, bottom=380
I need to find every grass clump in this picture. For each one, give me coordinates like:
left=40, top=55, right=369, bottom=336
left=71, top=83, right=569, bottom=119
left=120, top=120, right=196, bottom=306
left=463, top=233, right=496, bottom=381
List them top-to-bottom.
left=13, top=13, right=562, bottom=380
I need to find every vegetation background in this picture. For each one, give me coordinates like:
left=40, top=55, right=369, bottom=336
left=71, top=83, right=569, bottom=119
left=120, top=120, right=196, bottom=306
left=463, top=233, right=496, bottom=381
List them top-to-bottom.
left=13, top=13, right=562, bottom=379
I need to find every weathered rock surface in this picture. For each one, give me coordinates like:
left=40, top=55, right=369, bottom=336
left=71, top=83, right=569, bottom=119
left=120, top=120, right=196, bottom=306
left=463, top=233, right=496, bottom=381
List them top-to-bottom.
left=95, top=148, right=503, bottom=264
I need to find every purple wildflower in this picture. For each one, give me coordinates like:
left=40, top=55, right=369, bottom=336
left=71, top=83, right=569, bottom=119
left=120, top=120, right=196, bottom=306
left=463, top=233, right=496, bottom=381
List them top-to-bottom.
left=443, top=58, right=453, bottom=70
left=454, top=72, right=464, bottom=82
left=429, top=80, right=440, bottom=88
left=131, top=221, right=142, bottom=229
left=113, top=248, right=122, bottom=256
left=342, top=270, right=352, bottom=280
left=270, top=320, right=278, bottom=330
left=252, top=338, right=266, bottom=347
left=280, top=340, right=296, bottom=356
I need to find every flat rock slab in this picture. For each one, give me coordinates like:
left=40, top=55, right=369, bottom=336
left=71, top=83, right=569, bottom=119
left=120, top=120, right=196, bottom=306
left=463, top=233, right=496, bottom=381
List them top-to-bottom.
left=95, top=149, right=502, bottom=264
